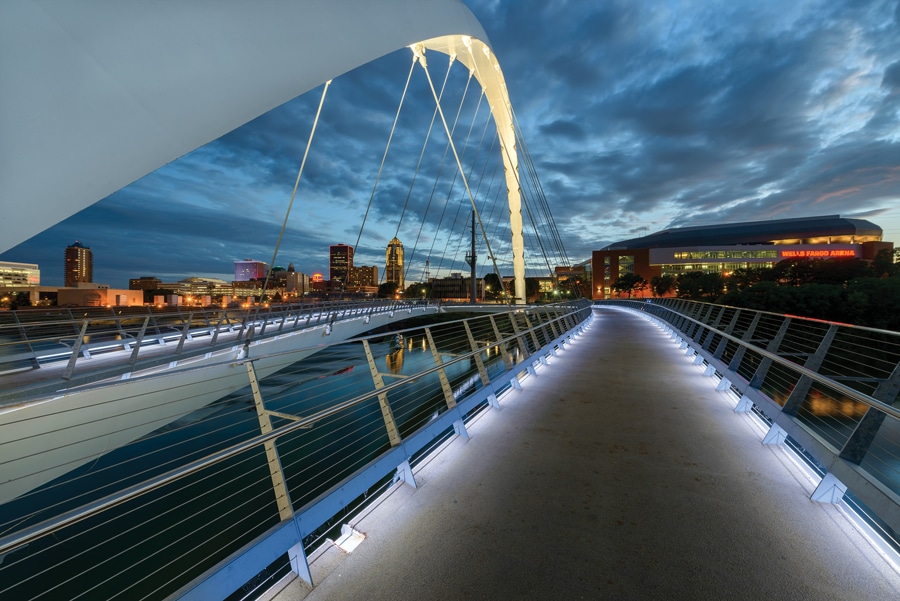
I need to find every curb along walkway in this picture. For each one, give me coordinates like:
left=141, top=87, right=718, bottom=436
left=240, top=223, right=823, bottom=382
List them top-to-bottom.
left=273, top=307, right=900, bottom=600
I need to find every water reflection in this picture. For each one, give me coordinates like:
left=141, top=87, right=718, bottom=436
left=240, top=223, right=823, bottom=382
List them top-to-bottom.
left=386, top=348, right=404, bottom=374
left=804, top=390, right=868, bottom=419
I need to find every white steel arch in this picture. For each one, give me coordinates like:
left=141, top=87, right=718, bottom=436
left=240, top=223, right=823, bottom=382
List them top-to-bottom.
left=0, top=0, right=526, bottom=301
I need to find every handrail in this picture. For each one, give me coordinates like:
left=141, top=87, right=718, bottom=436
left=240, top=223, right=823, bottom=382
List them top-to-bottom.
left=597, top=298, right=900, bottom=545
left=0, top=299, right=429, bottom=403
left=0, top=301, right=590, bottom=557
left=622, top=301, right=900, bottom=420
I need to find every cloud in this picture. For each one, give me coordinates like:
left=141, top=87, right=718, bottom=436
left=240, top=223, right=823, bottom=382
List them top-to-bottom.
left=4, top=0, right=900, bottom=286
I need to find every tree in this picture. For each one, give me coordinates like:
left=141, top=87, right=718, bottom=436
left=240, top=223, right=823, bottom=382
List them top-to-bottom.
left=872, top=248, right=898, bottom=278
left=771, top=258, right=815, bottom=286
left=809, top=258, right=871, bottom=285
left=727, top=267, right=770, bottom=291
left=676, top=271, right=724, bottom=300
left=483, top=273, right=504, bottom=300
left=612, top=273, right=647, bottom=298
left=650, top=275, right=676, bottom=297
left=564, top=276, right=589, bottom=299
left=525, top=277, right=541, bottom=301
left=718, top=280, right=790, bottom=313
left=378, top=282, right=399, bottom=298
left=404, top=282, right=431, bottom=299
left=9, top=292, right=31, bottom=311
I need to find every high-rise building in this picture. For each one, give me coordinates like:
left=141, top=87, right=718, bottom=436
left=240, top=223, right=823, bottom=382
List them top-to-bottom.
left=385, top=237, right=404, bottom=289
left=64, top=241, right=93, bottom=287
left=329, top=244, right=354, bottom=284
left=234, top=259, right=268, bottom=282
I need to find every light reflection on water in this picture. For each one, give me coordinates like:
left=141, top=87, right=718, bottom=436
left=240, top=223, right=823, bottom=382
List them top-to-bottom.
left=0, top=329, right=511, bottom=600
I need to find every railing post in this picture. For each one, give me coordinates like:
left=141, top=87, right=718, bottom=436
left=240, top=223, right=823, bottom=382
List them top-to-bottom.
left=547, top=306, right=562, bottom=340
left=700, top=306, right=727, bottom=350
left=111, top=308, right=128, bottom=345
left=258, top=308, right=270, bottom=337
left=713, top=309, right=740, bottom=359
left=12, top=311, right=40, bottom=370
left=174, top=312, right=193, bottom=357
left=522, top=312, right=540, bottom=352
left=727, top=312, right=761, bottom=372
left=509, top=313, right=530, bottom=359
left=209, top=314, right=225, bottom=346
left=489, top=315, right=513, bottom=369
left=124, top=317, right=149, bottom=376
left=748, top=318, right=792, bottom=388
left=62, top=319, right=90, bottom=381
left=463, top=321, right=490, bottom=387
left=780, top=324, right=838, bottom=416
left=425, top=327, right=457, bottom=409
left=362, top=340, right=402, bottom=446
left=246, top=360, right=295, bottom=521
left=839, top=362, right=900, bottom=464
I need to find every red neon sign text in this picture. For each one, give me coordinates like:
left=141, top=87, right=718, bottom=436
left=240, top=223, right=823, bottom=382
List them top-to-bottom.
left=779, top=249, right=856, bottom=258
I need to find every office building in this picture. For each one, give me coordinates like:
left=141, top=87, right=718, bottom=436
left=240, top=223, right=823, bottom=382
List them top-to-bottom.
left=592, top=215, right=891, bottom=299
left=385, top=237, right=404, bottom=289
left=64, top=241, right=93, bottom=287
left=329, top=244, right=354, bottom=284
left=234, top=259, right=268, bottom=282
left=0, top=261, right=40, bottom=288
left=350, top=265, right=378, bottom=288
left=286, top=271, right=311, bottom=296
left=431, top=273, right=484, bottom=300
left=129, top=276, right=162, bottom=291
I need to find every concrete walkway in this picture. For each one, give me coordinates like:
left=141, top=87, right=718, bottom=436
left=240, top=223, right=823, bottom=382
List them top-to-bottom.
left=270, top=307, right=900, bottom=600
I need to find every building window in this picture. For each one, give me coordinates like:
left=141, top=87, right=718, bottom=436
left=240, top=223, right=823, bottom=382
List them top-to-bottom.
left=672, top=249, right=778, bottom=260
left=618, top=255, right=634, bottom=277
left=603, top=256, right=611, bottom=280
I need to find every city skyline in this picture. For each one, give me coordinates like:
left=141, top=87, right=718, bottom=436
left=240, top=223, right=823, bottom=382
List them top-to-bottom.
left=2, top=1, right=899, bottom=287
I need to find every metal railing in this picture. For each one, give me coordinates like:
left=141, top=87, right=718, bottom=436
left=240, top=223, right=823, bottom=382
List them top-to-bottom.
left=599, top=298, right=900, bottom=547
left=0, top=299, right=428, bottom=402
left=0, top=301, right=592, bottom=601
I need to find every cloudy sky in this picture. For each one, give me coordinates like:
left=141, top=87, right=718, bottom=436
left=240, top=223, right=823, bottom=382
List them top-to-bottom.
left=3, top=0, right=900, bottom=287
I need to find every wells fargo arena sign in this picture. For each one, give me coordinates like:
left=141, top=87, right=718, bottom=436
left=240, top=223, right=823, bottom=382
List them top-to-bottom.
left=779, top=249, right=857, bottom=258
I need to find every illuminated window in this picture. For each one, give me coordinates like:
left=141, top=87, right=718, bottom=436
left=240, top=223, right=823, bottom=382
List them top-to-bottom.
left=618, top=255, right=634, bottom=277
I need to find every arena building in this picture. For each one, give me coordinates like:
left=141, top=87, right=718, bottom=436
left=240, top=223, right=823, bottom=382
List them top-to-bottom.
left=592, top=215, right=892, bottom=300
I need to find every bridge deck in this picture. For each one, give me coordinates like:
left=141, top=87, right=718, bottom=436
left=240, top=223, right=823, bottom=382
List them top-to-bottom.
left=270, top=307, right=899, bottom=600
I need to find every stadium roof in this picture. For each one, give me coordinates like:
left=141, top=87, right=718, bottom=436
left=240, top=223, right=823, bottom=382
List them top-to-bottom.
left=602, top=215, right=882, bottom=250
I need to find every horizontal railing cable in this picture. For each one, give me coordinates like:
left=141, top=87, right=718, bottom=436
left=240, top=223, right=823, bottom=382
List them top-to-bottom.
left=0, top=303, right=589, bottom=558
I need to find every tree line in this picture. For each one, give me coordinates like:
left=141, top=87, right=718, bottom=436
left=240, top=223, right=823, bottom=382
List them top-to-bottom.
left=611, top=249, right=900, bottom=330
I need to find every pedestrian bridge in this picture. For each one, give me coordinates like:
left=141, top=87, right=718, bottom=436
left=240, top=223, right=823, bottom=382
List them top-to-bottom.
left=2, top=3, right=899, bottom=598
left=1, top=299, right=898, bottom=600
left=272, top=304, right=900, bottom=601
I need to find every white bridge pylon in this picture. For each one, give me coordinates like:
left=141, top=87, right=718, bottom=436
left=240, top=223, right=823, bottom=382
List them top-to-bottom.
left=1, top=0, right=527, bottom=302
left=415, top=36, right=526, bottom=304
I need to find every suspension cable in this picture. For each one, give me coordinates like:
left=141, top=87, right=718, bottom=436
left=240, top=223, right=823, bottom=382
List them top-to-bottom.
left=413, top=45, right=510, bottom=303
left=353, top=54, right=418, bottom=265
left=387, top=55, right=455, bottom=286
left=406, top=75, right=484, bottom=283
left=260, top=80, right=332, bottom=301
left=428, top=86, right=485, bottom=282
left=513, top=110, right=572, bottom=268
left=443, top=118, right=496, bottom=277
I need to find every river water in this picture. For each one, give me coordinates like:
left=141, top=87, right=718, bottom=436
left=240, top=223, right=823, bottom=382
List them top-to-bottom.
left=0, top=326, right=513, bottom=600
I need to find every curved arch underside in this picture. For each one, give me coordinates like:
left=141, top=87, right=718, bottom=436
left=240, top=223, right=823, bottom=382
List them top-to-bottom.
left=1, top=0, right=525, bottom=301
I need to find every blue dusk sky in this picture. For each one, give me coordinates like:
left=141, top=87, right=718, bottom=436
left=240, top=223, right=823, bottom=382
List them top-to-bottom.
left=3, top=0, right=900, bottom=287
